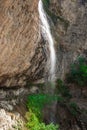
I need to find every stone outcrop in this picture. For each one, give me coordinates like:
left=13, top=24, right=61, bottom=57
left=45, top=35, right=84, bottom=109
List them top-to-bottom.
left=0, top=0, right=45, bottom=87
left=0, top=86, right=39, bottom=111
left=0, top=109, right=25, bottom=130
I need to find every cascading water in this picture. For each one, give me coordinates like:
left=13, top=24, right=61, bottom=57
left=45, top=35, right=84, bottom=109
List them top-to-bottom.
left=38, top=0, right=56, bottom=81
left=38, top=0, right=57, bottom=123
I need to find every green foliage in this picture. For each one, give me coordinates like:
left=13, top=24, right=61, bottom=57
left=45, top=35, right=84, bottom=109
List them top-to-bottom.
left=43, top=0, right=50, bottom=8
left=67, top=57, right=87, bottom=86
left=56, top=79, right=72, bottom=99
left=27, top=94, right=64, bottom=119
left=69, top=102, right=79, bottom=116
left=26, top=109, right=59, bottom=130
left=26, top=110, right=39, bottom=129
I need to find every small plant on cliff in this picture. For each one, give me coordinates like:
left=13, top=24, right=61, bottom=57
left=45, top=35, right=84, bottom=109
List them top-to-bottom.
left=67, top=57, right=87, bottom=87
left=26, top=94, right=60, bottom=130
left=27, top=94, right=63, bottom=119
left=26, top=110, right=59, bottom=130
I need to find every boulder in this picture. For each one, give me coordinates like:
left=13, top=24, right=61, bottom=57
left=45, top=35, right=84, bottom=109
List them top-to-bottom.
left=0, top=0, right=45, bottom=87
left=0, top=109, right=24, bottom=130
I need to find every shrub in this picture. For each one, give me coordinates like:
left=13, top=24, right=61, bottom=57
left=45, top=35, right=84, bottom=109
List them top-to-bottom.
left=67, top=57, right=87, bottom=86
left=26, top=93, right=62, bottom=130
left=27, top=94, right=63, bottom=119
left=26, top=109, right=59, bottom=130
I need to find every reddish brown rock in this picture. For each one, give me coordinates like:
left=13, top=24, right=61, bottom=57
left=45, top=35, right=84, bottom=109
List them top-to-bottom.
left=0, top=0, right=45, bottom=87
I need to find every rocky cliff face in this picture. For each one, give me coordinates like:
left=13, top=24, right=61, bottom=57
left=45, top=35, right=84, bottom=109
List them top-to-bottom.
left=0, top=0, right=87, bottom=87
left=0, top=0, right=46, bottom=87
left=49, top=0, right=87, bottom=79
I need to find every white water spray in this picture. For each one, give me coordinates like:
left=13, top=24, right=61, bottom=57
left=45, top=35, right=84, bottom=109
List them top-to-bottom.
left=38, top=0, right=56, bottom=81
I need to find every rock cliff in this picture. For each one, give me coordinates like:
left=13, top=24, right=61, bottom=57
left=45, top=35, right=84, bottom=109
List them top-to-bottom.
left=0, top=0, right=87, bottom=87
left=0, top=0, right=45, bottom=87
left=48, top=0, right=87, bottom=79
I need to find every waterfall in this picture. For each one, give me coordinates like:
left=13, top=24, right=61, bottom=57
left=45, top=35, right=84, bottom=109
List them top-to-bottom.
left=38, top=0, right=56, bottom=81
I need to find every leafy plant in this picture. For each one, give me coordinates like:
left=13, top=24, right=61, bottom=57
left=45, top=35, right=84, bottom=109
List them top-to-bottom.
left=27, top=94, right=63, bottom=119
left=26, top=109, right=59, bottom=130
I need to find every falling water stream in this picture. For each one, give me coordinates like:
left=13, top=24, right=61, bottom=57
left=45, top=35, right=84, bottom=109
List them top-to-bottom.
left=38, top=0, right=56, bottom=81
left=38, top=0, right=57, bottom=123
